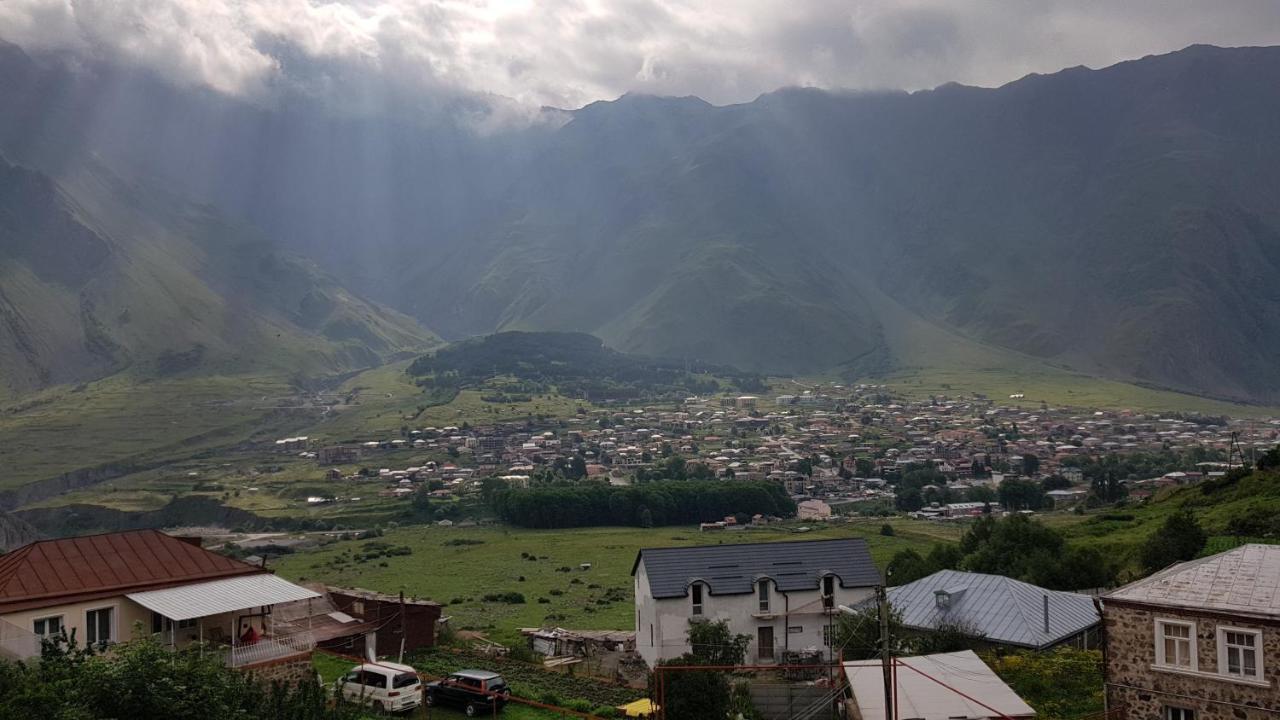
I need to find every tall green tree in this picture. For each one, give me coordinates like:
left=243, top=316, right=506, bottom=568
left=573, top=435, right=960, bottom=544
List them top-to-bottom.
left=1140, top=509, right=1207, bottom=572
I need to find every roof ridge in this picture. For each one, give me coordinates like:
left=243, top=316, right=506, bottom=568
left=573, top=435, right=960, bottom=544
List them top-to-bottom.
left=640, top=537, right=866, bottom=553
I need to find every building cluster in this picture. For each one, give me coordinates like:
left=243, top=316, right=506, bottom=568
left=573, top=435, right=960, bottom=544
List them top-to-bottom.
left=274, top=385, right=1278, bottom=520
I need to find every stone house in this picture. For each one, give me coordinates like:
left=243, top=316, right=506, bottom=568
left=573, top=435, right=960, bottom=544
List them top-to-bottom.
left=1101, top=544, right=1280, bottom=720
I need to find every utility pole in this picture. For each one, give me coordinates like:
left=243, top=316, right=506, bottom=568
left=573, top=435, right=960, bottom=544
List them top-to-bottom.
left=878, top=585, right=894, bottom=720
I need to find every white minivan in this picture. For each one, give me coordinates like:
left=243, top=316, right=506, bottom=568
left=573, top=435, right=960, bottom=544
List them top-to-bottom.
left=339, top=661, right=423, bottom=714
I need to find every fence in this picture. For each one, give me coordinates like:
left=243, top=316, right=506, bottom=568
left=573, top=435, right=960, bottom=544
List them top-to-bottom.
left=226, top=631, right=316, bottom=668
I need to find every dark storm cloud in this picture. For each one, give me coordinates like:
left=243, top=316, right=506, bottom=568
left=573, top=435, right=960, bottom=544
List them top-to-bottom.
left=3, top=0, right=1280, bottom=109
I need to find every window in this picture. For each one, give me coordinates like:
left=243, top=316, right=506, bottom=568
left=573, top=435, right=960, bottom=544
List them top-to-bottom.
left=822, top=575, right=835, bottom=609
left=758, top=580, right=771, bottom=613
left=691, top=583, right=704, bottom=616
left=86, top=607, right=115, bottom=646
left=152, top=612, right=198, bottom=635
left=32, top=616, right=63, bottom=638
left=1155, top=619, right=1196, bottom=670
left=822, top=625, right=833, bottom=647
left=788, top=626, right=803, bottom=634
left=1218, top=627, right=1263, bottom=681
left=1164, top=707, right=1195, bottom=720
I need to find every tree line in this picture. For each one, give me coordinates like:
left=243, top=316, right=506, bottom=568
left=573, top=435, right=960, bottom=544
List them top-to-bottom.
left=490, top=480, right=796, bottom=528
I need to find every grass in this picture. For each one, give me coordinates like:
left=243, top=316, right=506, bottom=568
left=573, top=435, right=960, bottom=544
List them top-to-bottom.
left=849, top=277, right=1280, bottom=416
left=303, top=362, right=588, bottom=444
left=0, top=373, right=303, bottom=491
left=275, top=519, right=957, bottom=645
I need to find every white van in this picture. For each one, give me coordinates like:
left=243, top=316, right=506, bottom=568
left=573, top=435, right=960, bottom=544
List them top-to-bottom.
left=339, top=661, right=423, bottom=713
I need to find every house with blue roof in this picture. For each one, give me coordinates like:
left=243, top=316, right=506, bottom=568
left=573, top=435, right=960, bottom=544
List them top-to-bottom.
left=632, top=538, right=882, bottom=667
left=887, top=569, right=1101, bottom=650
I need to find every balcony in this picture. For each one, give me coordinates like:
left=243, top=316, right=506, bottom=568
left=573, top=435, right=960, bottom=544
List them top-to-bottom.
left=224, top=631, right=316, bottom=668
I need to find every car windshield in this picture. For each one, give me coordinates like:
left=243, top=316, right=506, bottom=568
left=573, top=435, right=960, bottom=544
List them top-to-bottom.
left=392, top=672, right=419, bottom=689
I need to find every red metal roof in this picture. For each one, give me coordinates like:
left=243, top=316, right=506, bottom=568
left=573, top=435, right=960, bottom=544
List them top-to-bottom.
left=0, top=529, right=264, bottom=613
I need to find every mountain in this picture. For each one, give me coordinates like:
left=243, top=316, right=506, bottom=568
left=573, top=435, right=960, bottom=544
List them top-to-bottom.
left=2, top=42, right=1279, bottom=401
left=0, top=154, right=437, bottom=398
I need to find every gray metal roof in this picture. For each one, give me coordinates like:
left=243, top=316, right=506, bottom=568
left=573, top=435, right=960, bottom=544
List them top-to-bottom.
left=634, top=538, right=881, bottom=599
left=1105, top=544, right=1280, bottom=619
left=888, top=569, right=1099, bottom=649
left=126, top=573, right=321, bottom=621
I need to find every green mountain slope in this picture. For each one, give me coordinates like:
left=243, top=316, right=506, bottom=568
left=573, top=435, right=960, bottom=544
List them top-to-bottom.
left=3, top=43, right=1280, bottom=402
left=0, top=156, right=438, bottom=399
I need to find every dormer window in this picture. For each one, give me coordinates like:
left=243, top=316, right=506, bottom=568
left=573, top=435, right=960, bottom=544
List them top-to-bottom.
left=822, top=575, right=835, bottom=609
left=758, top=580, right=771, bottom=613
left=691, top=583, right=704, bottom=616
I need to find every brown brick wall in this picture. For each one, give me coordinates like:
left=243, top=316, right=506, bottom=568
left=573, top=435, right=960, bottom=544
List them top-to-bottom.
left=1103, top=602, right=1280, bottom=720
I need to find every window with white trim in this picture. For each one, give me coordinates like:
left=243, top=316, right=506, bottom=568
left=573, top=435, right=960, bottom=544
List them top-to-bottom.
left=822, top=575, right=835, bottom=609
left=758, top=580, right=771, bottom=613
left=691, top=583, right=704, bottom=616
left=86, top=606, right=115, bottom=647
left=32, top=615, right=63, bottom=638
left=1155, top=619, right=1196, bottom=670
left=1218, top=627, right=1263, bottom=681
left=1164, top=706, right=1195, bottom=720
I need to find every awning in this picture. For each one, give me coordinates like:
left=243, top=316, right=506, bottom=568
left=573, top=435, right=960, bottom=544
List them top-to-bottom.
left=127, top=573, right=321, bottom=621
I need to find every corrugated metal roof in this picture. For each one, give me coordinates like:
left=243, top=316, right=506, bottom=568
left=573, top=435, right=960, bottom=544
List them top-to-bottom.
left=0, top=530, right=262, bottom=611
left=634, top=538, right=881, bottom=599
left=1105, top=543, right=1280, bottom=618
left=889, top=569, right=1099, bottom=649
left=127, top=574, right=320, bottom=621
left=844, top=651, right=1036, bottom=720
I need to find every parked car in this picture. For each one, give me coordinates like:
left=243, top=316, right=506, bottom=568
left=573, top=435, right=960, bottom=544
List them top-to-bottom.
left=339, top=661, right=423, bottom=714
left=424, top=669, right=511, bottom=716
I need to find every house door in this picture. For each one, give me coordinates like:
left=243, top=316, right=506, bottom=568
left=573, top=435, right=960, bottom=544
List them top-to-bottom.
left=758, top=626, right=775, bottom=661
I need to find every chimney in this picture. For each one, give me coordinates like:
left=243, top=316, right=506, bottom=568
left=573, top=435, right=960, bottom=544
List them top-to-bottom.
left=1043, top=594, right=1050, bottom=634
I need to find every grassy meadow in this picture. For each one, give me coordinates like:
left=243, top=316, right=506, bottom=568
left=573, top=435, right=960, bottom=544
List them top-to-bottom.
left=274, top=519, right=959, bottom=645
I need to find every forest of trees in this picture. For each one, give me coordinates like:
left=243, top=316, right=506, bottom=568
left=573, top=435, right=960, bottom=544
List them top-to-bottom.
left=406, top=331, right=766, bottom=401
left=490, top=480, right=796, bottom=528
left=885, top=515, right=1117, bottom=591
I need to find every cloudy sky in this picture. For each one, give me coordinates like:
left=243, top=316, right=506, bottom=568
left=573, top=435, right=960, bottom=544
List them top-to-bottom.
left=4, top=0, right=1280, bottom=109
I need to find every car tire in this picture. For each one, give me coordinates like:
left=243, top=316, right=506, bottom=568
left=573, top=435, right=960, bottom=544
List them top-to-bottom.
left=465, top=703, right=479, bottom=717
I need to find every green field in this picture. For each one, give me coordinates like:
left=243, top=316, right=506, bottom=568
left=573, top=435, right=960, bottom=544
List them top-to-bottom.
left=850, top=278, right=1280, bottom=416
left=292, top=361, right=589, bottom=444
left=0, top=373, right=305, bottom=491
left=274, top=520, right=958, bottom=645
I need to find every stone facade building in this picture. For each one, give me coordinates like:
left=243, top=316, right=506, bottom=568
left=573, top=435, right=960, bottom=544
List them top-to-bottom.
left=1101, top=544, right=1280, bottom=720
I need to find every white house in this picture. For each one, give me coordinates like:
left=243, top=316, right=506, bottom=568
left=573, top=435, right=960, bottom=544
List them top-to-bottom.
left=631, top=538, right=881, bottom=667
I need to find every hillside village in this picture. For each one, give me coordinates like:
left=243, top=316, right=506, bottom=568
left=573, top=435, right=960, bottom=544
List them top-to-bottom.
left=283, top=384, right=1279, bottom=524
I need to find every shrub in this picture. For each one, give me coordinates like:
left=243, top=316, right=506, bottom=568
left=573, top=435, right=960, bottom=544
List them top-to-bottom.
left=481, top=592, right=526, bottom=604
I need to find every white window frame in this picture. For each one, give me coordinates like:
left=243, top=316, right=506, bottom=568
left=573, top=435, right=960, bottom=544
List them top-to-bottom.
left=758, top=580, right=771, bottom=614
left=691, top=583, right=704, bottom=616
left=85, top=605, right=118, bottom=647
left=32, top=614, right=64, bottom=638
left=1154, top=618, right=1197, bottom=671
left=1217, top=626, right=1264, bottom=682
left=1164, top=706, right=1195, bottom=720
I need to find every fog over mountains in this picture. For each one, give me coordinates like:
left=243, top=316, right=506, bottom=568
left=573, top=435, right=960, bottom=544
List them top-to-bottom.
left=2, top=42, right=1279, bottom=402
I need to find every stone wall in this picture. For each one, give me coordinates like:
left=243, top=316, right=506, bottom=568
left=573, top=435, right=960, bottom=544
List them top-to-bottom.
left=1103, top=601, right=1279, bottom=720
left=242, top=652, right=317, bottom=688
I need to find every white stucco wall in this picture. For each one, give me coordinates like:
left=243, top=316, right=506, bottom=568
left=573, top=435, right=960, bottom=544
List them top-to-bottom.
left=635, top=559, right=876, bottom=667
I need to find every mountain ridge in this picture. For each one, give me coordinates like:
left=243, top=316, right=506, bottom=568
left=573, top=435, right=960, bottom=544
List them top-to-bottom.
left=1, top=42, right=1279, bottom=401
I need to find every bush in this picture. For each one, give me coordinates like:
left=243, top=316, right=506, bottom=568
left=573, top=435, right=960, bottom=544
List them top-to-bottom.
left=879, top=524, right=895, bottom=536
left=481, top=592, right=526, bottom=604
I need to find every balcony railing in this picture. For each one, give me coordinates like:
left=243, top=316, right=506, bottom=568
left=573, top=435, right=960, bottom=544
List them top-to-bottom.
left=0, top=618, right=40, bottom=661
left=224, top=631, right=316, bottom=668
